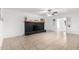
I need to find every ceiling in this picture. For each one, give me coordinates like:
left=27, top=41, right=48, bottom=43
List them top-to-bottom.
left=6, top=8, right=79, bottom=15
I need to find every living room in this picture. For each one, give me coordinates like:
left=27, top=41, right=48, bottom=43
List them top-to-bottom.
left=0, top=8, right=79, bottom=50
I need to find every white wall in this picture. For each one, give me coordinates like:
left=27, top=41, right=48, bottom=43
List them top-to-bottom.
left=0, top=8, right=4, bottom=49
left=0, top=8, right=3, bottom=39
left=3, top=9, right=42, bottom=38
left=44, top=12, right=79, bottom=34
left=44, top=16, right=55, bottom=32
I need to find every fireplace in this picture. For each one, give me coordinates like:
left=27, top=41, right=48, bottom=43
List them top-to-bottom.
left=25, top=21, right=46, bottom=35
left=33, top=24, right=44, bottom=31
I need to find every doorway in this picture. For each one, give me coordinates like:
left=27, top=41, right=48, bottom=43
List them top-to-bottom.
left=56, top=18, right=67, bottom=41
left=56, top=18, right=67, bottom=32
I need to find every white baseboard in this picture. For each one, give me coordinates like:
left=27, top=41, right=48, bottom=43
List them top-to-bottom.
left=67, top=32, right=79, bottom=35
left=3, top=34, right=24, bottom=39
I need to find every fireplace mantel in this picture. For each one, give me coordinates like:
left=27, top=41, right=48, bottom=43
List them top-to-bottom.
left=24, top=21, right=45, bottom=23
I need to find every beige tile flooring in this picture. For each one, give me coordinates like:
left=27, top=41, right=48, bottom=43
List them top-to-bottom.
left=1, top=32, right=79, bottom=50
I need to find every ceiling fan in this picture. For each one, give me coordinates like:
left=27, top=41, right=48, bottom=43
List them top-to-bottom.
left=39, top=8, right=63, bottom=16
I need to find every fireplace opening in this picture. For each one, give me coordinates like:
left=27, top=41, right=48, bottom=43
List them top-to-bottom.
left=33, top=25, right=43, bottom=31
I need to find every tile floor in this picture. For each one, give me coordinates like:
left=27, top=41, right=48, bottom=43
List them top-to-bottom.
left=1, top=32, right=79, bottom=50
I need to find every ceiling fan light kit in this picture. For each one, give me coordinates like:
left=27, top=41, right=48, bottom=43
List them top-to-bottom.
left=40, top=8, right=64, bottom=16
left=45, top=8, right=59, bottom=16
left=52, top=13, right=54, bottom=15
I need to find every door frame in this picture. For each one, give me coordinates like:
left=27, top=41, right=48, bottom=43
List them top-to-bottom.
left=56, top=17, right=67, bottom=33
